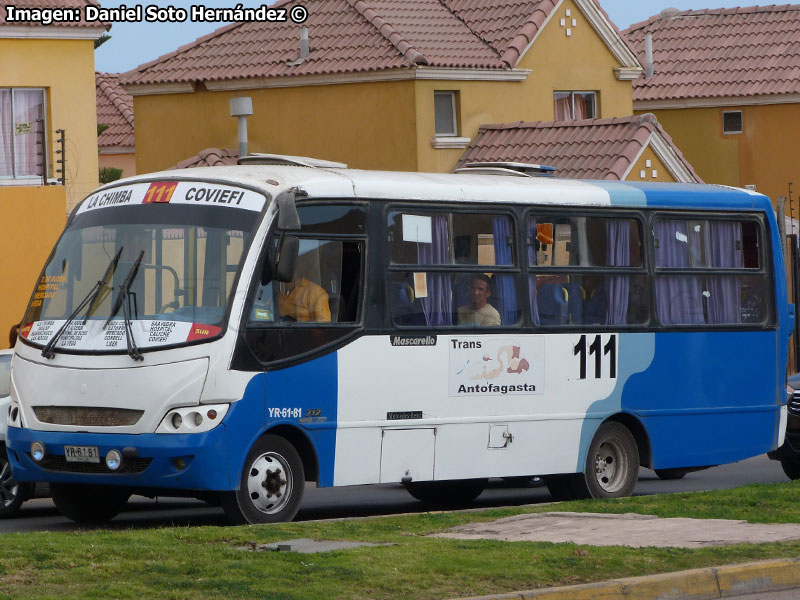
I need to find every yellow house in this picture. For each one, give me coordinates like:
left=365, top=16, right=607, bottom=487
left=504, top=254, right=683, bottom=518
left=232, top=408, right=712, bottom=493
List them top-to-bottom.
left=121, top=0, right=643, bottom=175
left=0, top=2, right=106, bottom=347
left=623, top=6, right=800, bottom=208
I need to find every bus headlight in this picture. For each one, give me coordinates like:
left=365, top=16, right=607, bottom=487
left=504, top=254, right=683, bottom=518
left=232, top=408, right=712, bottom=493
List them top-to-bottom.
left=7, top=401, right=22, bottom=428
left=156, top=404, right=229, bottom=434
left=30, top=442, right=45, bottom=462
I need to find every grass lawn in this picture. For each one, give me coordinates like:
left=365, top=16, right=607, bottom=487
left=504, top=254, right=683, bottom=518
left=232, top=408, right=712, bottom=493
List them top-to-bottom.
left=4, top=481, right=800, bottom=599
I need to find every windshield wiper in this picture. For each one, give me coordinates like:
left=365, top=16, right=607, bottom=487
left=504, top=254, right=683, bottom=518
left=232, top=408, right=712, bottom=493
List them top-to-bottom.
left=42, top=246, right=124, bottom=359
left=83, top=246, right=123, bottom=325
left=104, top=250, right=145, bottom=361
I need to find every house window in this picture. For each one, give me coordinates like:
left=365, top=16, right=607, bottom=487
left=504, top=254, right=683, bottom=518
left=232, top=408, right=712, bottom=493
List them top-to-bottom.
left=0, top=88, right=46, bottom=180
left=434, top=91, right=458, bottom=136
left=553, top=91, right=597, bottom=120
left=723, top=110, right=743, bottom=134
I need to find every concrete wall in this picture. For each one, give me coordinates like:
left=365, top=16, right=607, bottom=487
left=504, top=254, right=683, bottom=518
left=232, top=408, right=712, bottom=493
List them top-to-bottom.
left=99, top=152, right=136, bottom=178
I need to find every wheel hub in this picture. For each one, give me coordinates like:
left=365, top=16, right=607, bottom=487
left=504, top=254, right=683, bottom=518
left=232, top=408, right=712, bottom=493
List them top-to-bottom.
left=593, top=438, right=627, bottom=493
left=247, top=452, right=293, bottom=514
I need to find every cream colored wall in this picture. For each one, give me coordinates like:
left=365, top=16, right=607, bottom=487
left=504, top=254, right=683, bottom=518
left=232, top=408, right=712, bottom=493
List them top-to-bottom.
left=415, top=0, right=635, bottom=172
left=0, top=38, right=100, bottom=211
left=133, top=81, right=418, bottom=174
left=624, top=146, right=678, bottom=183
left=99, top=152, right=137, bottom=178
left=0, top=186, right=66, bottom=347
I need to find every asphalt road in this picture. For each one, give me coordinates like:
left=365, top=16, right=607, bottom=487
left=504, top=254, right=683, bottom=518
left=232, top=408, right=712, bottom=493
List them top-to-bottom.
left=0, top=454, right=790, bottom=532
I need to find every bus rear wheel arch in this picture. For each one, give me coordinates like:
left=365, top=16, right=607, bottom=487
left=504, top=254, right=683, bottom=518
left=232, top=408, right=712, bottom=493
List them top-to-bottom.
left=222, top=434, right=305, bottom=524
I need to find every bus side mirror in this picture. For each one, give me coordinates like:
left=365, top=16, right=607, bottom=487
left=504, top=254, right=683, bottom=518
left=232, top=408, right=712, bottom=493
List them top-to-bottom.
left=272, top=235, right=299, bottom=283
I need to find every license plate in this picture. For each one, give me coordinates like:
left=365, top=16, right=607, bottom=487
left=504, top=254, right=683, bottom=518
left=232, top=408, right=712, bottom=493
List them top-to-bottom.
left=64, top=445, right=100, bottom=463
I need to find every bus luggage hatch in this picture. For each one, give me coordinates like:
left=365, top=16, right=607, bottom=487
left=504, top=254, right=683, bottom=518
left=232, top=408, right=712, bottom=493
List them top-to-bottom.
left=379, top=428, right=435, bottom=483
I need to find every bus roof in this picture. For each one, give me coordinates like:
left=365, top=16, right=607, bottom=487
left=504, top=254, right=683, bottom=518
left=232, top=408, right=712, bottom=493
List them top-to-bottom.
left=102, top=164, right=773, bottom=213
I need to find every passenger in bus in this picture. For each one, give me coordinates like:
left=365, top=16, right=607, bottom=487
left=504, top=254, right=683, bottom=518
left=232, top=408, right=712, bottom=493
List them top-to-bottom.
left=457, top=274, right=501, bottom=326
left=279, top=276, right=331, bottom=323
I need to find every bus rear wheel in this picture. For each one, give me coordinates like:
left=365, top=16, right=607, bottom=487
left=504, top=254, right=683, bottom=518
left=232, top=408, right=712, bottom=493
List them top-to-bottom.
left=576, top=421, right=639, bottom=499
left=222, top=435, right=304, bottom=524
left=404, top=478, right=487, bottom=505
left=50, top=483, right=130, bottom=523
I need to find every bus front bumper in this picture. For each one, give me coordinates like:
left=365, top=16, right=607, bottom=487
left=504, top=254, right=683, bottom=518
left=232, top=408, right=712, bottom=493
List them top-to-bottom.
left=6, top=425, right=237, bottom=492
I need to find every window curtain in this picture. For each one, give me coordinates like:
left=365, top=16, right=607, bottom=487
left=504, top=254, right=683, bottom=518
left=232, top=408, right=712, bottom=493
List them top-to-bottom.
left=13, top=89, right=43, bottom=178
left=0, top=90, right=12, bottom=177
left=553, top=94, right=572, bottom=120
left=573, top=94, right=588, bottom=120
left=417, top=215, right=452, bottom=326
left=492, top=217, right=517, bottom=325
left=527, top=219, right=540, bottom=325
left=605, top=220, right=630, bottom=325
left=654, top=220, right=704, bottom=324
left=706, top=222, right=742, bottom=324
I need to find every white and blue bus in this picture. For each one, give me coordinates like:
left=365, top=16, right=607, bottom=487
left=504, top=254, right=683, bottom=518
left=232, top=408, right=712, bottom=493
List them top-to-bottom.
left=6, top=156, right=794, bottom=523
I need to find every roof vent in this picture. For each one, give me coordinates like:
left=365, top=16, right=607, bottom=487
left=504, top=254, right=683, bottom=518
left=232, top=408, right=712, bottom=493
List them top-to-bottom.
left=286, top=27, right=310, bottom=66
left=237, top=153, right=347, bottom=169
left=454, top=161, right=556, bottom=178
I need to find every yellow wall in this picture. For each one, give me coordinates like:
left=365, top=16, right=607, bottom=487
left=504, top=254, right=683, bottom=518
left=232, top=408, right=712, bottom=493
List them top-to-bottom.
left=415, top=0, right=635, bottom=172
left=0, top=38, right=100, bottom=212
left=134, top=81, right=418, bottom=174
left=643, top=103, right=800, bottom=207
left=624, top=146, right=677, bottom=183
left=99, top=152, right=137, bottom=178
left=0, top=186, right=66, bottom=347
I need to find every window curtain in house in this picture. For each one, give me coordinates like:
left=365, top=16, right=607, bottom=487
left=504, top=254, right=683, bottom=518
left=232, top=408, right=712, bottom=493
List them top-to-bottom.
left=13, top=89, right=43, bottom=178
left=0, top=90, right=12, bottom=177
left=553, top=93, right=572, bottom=120
left=573, top=94, right=588, bottom=120
left=417, top=215, right=452, bottom=326
left=492, top=217, right=517, bottom=325
left=527, top=219, right=540, bottom=325
left=605, top=220, right=630, bottom=325
left=654, top=220, right=704, bottom=324
left=706, top=222, right=742, bottom=324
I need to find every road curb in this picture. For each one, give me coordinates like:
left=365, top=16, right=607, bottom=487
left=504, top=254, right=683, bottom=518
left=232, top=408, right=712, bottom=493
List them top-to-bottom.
left=454, top=557, right=800, bottom=599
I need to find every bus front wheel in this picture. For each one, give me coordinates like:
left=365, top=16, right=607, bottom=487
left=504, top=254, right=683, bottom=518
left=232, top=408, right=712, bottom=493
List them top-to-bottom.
left=579, top=421, right=639, bottom=499
left=222, top=434, right=305, bottom=524
left=50, top=483, right=130, bottom=523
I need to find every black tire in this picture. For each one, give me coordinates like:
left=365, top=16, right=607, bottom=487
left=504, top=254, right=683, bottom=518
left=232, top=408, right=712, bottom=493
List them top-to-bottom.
left=573, top=421, right=639, bottom=499
left=221, top=435, right=304, bottom=524
left=0, top=447, right=32, bottom=518
left=781, top=458, right=800, bottom=481
left=654, top=468, right=688, bottom=480
left=545, top=474, right=586, bottom=501
left=404, top=478, right=487, bottom=504
left=49, top=483, right=130, bottom=523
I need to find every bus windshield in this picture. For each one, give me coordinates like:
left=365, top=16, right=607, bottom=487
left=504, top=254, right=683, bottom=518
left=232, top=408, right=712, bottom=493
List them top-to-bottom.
left=19, top=180, right=266, bottom=353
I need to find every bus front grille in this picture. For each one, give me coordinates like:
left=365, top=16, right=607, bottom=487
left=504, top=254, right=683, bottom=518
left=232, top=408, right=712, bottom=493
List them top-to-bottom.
left=33, top=406, right=144, bottom=427
left=33, top=455, right=152, bottom=475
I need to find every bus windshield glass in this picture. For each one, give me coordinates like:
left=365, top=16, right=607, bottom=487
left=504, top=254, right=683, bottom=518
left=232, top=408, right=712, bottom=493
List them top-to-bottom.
left=19, top=180, right=266, bottom=353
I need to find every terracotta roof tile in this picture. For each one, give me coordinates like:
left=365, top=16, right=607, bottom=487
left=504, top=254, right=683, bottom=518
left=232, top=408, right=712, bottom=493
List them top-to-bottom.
left=0, top=0, right=109, bottom=29
left=122, top=0, right=617, bottom=86
left=624, top=5, right=800, bottom=101
left=96, top=72, right=134, bottom=148
left=456, top=113, right=701, bottom=181
left=172, top=148, right=239, bottom=169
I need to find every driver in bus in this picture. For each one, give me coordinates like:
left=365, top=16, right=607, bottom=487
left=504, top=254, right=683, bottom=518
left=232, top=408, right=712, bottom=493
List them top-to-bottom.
left=457, top=274, right=501, bottom=327
left=279, top=275, right=332, bottom=323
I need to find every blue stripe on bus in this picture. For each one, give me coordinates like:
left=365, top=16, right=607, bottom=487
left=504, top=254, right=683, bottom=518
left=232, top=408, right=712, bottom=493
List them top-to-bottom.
left=585, top=181, right=648, bottom=207
left=576, top=333, right=655, bottom=471
left=264, top=351, right=338, bottom=487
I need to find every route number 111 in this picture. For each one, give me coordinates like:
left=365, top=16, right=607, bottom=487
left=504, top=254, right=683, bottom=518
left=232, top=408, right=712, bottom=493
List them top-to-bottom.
left=573, top=334, right=617, bottom=380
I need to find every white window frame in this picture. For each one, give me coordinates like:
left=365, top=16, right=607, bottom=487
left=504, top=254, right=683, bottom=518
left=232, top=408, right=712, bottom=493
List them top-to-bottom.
left=0, top=87, right=48, bottom=184
left=434, top=90, right=458, bottom=137
left=554, top=90, right=598, bottom=120
left=723, top=110, right=743, bottom=135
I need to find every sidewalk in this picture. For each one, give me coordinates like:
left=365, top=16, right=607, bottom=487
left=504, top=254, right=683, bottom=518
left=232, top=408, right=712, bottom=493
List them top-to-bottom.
left=455, top=558, right=800, bottom=599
